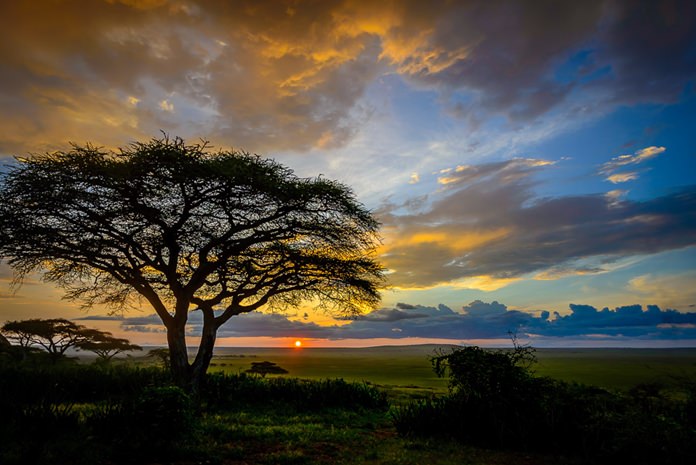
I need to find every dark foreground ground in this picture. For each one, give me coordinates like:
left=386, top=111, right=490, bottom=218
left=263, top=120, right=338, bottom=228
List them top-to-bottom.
left=3, top=345, right=695, bottom=464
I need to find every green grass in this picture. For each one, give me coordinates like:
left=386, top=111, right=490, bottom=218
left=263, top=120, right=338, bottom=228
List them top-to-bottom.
left=204, top=345, right=696, bottom=393
left=208, top=346, right=448, bottom=388
left=533, top=348, right=696, bottom=390
left=196, top=407, right=581, bottom=465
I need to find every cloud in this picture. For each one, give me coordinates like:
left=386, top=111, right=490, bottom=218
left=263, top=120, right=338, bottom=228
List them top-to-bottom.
left=0, top=1, right=384, bottom=154
left=377, top=1, right=696, bottom=123
left=1, top=2, right=693, bottom=156
left=595, top=2, right=696, bottom=105
left=158, top=99, right=174, bottom=112
left=600, top=146, right=667, bottom=182
left=379, top=159, right=696, bottom=289
left=607, top=172, right=638, bottom=184
left=605, top=189, right=628, bottom=207
left=627, top=271, right=696, bottom=309
left=0, top=292, right=21, bottom=299
left=118, top=300, right=696, bottom=341
left=548, top=303, right=696, bottom=338
left=352, top=307, right=429, bottom=322
left=76, top=315, right=125, bottom=321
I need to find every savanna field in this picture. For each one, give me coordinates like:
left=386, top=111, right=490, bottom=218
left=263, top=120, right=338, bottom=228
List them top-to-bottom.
left=3, top=344, right=696, bottom=465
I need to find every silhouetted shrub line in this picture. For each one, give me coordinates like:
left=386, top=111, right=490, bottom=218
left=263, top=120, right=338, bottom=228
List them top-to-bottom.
left=392, top=344, right=696, bottom=465
left=0, top=359, right=389, bottom=464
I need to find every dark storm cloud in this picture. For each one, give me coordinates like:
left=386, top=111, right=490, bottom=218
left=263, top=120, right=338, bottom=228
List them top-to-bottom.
left=379, top=158, right=696, bottom=288
left=118, top=300, right=696, bottom=340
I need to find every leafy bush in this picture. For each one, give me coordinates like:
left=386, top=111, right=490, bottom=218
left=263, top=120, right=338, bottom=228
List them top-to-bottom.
left=393, top=344, right=696, bottom=464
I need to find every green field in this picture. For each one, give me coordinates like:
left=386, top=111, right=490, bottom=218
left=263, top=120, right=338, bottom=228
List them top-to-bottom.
left=206, top=344, right=696, bottom=392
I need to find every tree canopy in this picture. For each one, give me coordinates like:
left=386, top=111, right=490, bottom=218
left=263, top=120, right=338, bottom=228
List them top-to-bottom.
left=0, top=136, right=383, bottom=390
left=0, top=318, right=141, bottom=362
left=1, top=318, right=88, bottom=357
left=75, top=329, right=142, bottom=361
left=245, top=361, right=289, bottom=378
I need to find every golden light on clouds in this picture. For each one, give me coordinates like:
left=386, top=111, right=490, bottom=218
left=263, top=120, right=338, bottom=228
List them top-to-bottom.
left=159, top=99, right=174, bottom=112
left=607, top=172, right=638, bottom=183
left=379, top=226, right=511, bottom=290
left=386, top=228, right=509, bottom=252
left=449, top=275, right=521, bottom=292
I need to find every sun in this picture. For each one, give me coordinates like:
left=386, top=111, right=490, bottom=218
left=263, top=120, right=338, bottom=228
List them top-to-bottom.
left=294, top=340, right=302, bottom=348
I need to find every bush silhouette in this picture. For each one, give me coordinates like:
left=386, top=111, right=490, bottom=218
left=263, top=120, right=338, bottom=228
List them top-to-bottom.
left=393, top=343, right=696, bottom=464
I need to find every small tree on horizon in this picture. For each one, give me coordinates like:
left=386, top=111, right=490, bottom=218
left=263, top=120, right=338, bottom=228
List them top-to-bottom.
left=0, top=136, right=383, bottom=392
left=148, top=347, right=171, bottom=370
left=245, top=360, right=289, bottom=378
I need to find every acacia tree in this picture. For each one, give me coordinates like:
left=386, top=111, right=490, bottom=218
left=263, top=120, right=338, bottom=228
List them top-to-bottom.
left=0, top=136, right=383, bottom=391
left=1, top=318, right=90, bottom=359
left=76, top=329, right=142, bottom=362
left=245, top=360, right=289, bottom=378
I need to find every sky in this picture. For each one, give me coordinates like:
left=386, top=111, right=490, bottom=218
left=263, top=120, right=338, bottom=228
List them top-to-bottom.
left=1, top=0, right=695, bottom=348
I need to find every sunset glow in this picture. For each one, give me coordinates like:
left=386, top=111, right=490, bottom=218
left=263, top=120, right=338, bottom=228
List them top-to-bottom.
left=0, top=1, right=695, bottom=348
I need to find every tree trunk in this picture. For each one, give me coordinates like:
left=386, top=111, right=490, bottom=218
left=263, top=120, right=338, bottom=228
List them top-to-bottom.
left=190, top=313, right=217, bottom=396
left=167, top=322, right=192, bottom=390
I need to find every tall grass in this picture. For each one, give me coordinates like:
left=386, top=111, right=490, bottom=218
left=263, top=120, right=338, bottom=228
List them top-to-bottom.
left=0, top=356, right=389, bottom=464
left=204, top=371, right=389, bottom=411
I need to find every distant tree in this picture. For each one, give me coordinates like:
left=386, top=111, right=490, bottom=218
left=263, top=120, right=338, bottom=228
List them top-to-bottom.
left=0, top=136, right=383, bottom=392
left=0, top=318, right=90, bottom=360
left=76, top=329, right=142, bottom=362
left=0, top=332, right=10, bottom=350
left=148, top=348, right=171, bottom=370
left=245, top=360, right=289, bottom=377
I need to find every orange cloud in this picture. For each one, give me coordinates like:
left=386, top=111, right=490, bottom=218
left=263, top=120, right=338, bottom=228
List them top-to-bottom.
left=379, top=226, right=510, bottom=290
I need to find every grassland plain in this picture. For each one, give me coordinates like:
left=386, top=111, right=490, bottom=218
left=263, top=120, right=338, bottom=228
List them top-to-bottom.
left=7, top=345, right=696, bottom=464
left=204, top=345, right=696, bottom=393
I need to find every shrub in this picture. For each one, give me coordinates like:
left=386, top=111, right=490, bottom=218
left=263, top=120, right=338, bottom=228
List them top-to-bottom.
left=394, top=344, right=696, bottom=464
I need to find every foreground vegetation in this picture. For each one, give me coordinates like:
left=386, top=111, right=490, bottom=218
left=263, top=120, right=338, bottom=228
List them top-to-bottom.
left=393, top=344, right=696, bottom=465
left=2, top=345, right=696, bottom=464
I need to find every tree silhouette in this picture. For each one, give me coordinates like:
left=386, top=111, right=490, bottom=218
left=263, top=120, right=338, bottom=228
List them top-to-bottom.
left=0, top=136, right=383, bottom=391
left=0, top=318, right=140, bottom=362
left=1, top=318, right=89, bottom=359
left=76, top=329, right=142, bottom=362
left=148, top=347, right=171, bottom=370
left=245, top=360, right=289, bottom=377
